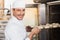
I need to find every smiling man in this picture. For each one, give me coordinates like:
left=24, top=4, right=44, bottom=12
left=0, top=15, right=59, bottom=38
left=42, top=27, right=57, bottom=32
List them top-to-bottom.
left=4, top=0, right=40, bottom=40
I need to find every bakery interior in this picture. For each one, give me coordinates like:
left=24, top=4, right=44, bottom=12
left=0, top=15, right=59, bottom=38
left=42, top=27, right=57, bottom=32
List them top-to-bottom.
left=0, top=0, right=60, bottom=40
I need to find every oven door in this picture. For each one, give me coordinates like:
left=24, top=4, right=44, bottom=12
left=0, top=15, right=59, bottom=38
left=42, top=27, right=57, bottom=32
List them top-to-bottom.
left=38, top=27, right=60, bottom=40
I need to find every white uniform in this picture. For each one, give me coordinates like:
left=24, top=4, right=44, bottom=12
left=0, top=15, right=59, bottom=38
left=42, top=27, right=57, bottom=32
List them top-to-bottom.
left=5, top=16, right=30, bottom=40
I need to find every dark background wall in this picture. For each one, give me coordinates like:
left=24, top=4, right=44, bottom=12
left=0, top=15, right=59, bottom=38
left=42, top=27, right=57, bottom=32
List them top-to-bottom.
left=49, top=5, right=60, bottom=24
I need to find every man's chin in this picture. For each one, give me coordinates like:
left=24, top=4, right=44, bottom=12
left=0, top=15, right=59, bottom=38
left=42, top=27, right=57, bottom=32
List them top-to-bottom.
left=18, top=18, right=23, bottom=20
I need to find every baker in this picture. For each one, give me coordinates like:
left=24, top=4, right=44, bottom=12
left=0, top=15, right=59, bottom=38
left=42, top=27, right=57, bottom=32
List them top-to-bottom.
left=4, top=0, right=40, bottom=40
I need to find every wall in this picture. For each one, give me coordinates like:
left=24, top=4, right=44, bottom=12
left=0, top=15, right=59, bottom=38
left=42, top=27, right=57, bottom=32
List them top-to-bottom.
left=23, top=8, right=38, bottom=27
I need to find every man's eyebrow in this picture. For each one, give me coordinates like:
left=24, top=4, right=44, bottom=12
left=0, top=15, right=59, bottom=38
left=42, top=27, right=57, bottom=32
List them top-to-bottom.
left=13, top=8, right=15, bottom=10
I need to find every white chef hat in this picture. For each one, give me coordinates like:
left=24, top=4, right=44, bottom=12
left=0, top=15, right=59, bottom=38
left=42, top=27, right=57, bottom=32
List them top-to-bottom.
left=12, top=0, right=26, bottom=8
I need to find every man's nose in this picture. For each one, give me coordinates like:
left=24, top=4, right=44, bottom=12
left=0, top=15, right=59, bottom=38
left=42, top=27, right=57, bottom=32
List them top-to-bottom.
left=20, top=10, right=24, bottom=13
left=21, top=10, right=23, bottom=13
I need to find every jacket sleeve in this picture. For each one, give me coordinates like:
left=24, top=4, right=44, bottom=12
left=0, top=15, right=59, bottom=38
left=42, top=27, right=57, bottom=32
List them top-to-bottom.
left=5, top=24, right=30, bottom=40
left=25, top=37, right=30, bottom=40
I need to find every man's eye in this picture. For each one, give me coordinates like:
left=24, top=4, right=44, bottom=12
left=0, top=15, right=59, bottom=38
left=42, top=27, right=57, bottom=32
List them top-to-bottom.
left=23, top=9, right=25, bottom=11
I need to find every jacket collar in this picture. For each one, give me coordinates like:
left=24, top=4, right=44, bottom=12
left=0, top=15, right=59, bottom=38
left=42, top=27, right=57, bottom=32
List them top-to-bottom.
left=10, top=16, right=23, bottom=24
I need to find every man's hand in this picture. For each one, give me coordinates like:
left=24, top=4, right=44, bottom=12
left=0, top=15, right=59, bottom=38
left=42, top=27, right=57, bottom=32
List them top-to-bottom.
left=28, top=27, right=41, bottom=40
left=31, top=27, right=40, bottom=35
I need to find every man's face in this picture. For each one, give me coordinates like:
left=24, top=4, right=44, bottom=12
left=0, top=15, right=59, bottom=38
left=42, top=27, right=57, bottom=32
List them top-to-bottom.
left=12, top=8, right=25, bottom=20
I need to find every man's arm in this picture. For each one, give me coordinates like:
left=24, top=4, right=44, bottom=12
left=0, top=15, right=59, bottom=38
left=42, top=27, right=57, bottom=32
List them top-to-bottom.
left=27, top=27, right=40, bottom=40
left=25, top=32, right=34, bottom=40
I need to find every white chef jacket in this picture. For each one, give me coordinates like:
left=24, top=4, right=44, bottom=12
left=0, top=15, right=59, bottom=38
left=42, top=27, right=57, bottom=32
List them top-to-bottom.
left=4, top=16, right=30, bottom=40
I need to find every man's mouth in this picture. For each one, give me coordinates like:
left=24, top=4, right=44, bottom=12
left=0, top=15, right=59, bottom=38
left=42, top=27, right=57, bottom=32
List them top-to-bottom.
left=18, top=15, right=24, bottom=18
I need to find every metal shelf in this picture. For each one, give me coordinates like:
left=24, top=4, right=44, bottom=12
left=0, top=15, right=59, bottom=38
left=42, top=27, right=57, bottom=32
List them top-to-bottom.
left=47, top=1, right=60, bottom=5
